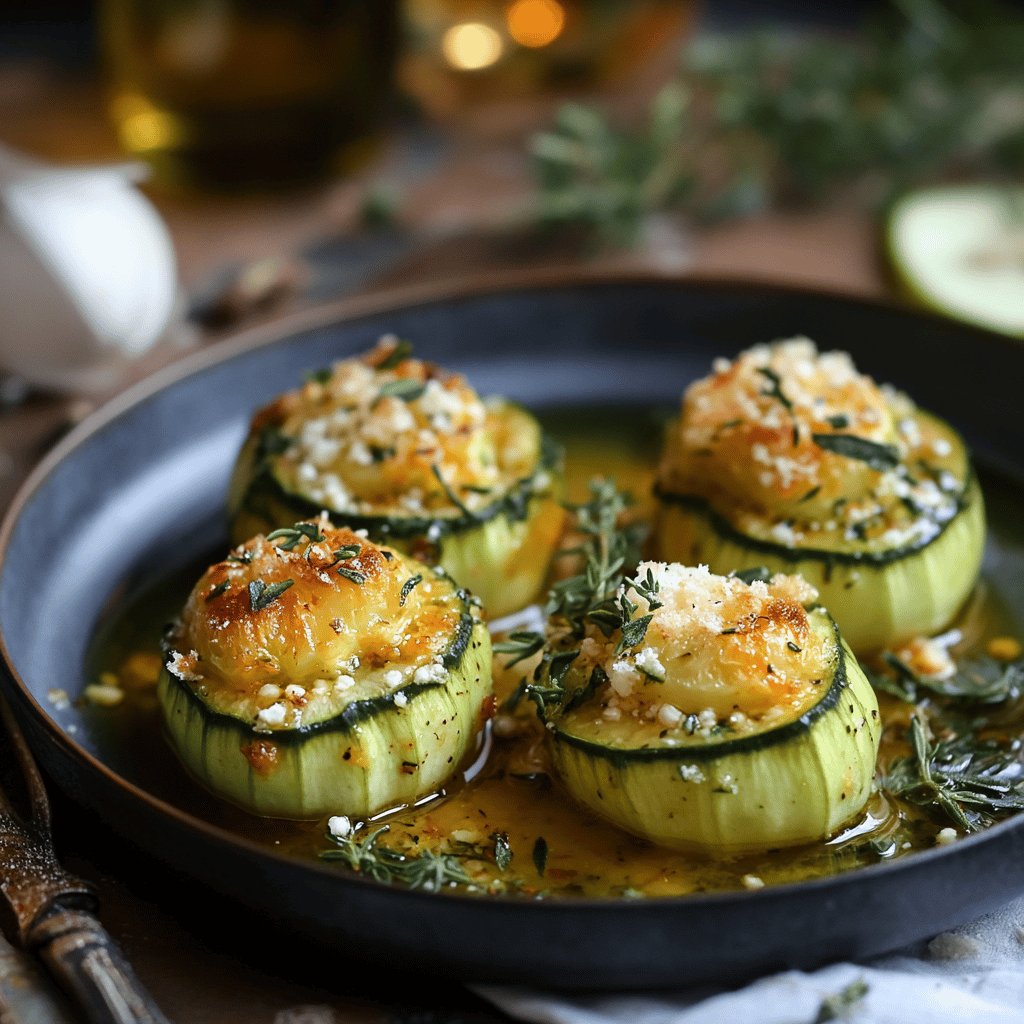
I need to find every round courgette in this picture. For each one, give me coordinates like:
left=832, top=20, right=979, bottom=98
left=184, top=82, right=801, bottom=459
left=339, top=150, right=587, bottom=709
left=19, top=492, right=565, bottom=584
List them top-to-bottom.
left=654, top=337, right=985, bottom=652
left=228, top=338, right=564, bottom=618
left=158, top=521, right=493, bottom=819
left=543, top=563, right=880, bottom=854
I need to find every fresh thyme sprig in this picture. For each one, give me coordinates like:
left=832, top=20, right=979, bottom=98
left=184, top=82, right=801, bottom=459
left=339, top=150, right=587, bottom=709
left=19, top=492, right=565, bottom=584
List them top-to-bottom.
left=531, top=0, right=1024, bottom=247
left=377, top=378, right=426, bottom=404
left=811, top=433, right=901, bottom=472
left=499, top=480, right=647, bottom=713
left=868, top=651, right=1024, bottom=704
left=883, top=715, right=1024, bottom=832
left=319, top=825, right=473, bottom=892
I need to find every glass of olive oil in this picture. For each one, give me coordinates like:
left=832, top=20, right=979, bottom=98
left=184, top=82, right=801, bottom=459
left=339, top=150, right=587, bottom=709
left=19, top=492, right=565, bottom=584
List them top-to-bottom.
left=101, top=0, right=399, bottom=191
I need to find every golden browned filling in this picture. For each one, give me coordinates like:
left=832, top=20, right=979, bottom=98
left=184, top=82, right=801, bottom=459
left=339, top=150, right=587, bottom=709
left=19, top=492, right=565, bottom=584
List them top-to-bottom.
left=252, top=337, right=540, bottom=518
left=658, top=338, right=967, bottom=551
left=164, top=520, right=463, bottom=729
left=560, top=562, right=832, bottom=740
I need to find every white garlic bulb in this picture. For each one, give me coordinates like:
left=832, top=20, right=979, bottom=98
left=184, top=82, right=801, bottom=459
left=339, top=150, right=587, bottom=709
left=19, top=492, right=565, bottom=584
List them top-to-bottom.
left=0, top=145, right=180, bottom=394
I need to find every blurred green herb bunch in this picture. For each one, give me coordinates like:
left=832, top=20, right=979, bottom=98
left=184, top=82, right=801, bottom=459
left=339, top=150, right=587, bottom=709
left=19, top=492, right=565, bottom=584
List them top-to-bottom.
left=531, top=0, right=1024, bottom=247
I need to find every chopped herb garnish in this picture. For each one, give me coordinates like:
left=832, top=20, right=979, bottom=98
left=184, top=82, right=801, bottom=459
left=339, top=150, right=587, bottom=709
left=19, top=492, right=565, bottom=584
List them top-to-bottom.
left=376, top=339, right=413, bottom=370
left=757, top=366, right=799, bottom=445
left=304, top=367, right=333, bottom=385
left=377, top=378, right=426, bottom=403
left=825, top=414, right=850, bottom=429
left=812, top=433, right=900, bottom=471
left=369, top=444, right=395, bottom=463
left=799, top=485, right=821, bottom=504
left=267, top=522, right=326, bottom=550
left=333, top=544, right=362, bottom=561
left=226, top=550, right=253, bottom=565
left=337, top=566, right=367, bottom=586
left=399, top=574, right=423, bottom=607
left=248, top=578, right=294, bottom=612
left=205, top=579, right=230, bottom=602
left=787, top=641, right=802, bottom=653
left=883, top=716, right=1024, bottom=833
left=320, top=824, right=472, bottom=892
left=492, top=832, right=513, bottom=872
left=532, top=836, right=549, bottom=877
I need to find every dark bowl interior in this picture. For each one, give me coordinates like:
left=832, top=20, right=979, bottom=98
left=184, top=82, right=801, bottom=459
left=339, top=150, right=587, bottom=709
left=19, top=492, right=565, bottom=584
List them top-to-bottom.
left=2, top=274, right=1024, bottom=990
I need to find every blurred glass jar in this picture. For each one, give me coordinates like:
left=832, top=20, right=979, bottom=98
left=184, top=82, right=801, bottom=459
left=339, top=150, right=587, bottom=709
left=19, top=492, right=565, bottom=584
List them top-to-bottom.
left=101, top=0, right=399, bottom=191
left=401, top=0, right=693, bottom=120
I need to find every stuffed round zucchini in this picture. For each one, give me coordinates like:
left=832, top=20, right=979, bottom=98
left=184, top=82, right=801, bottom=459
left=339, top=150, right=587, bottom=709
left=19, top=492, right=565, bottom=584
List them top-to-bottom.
left=655, top=337, right=985, bottom=652
left=228, top=338, right=564, bottom=618
left=158, top=520, right=492, bottom=819
left=543, top=563, right=880, bottom=854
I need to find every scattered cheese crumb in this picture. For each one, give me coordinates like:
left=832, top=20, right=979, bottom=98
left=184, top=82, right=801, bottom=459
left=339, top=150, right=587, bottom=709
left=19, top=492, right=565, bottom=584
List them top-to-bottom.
left=413, top=662, right=448, bottom=685
left=384, top=669, right=404, bottom=689
left=334, top=675, right=356, bottom=692
left=258, top=684, right=282, bottom=701
left=284, top=684, right=306, bottom=700
left=393, top=691, right=409, bottom=708
left=255, top=702, right=287, bottom=730
left=657, top=703, right=683, bottom=728
left=678, top=764, right=705, bottom=783
left=328, top=815, right=352, bottom=839
left=935, top=827, right=958, bottom=846
left=741, top=874, right=765, bottom=890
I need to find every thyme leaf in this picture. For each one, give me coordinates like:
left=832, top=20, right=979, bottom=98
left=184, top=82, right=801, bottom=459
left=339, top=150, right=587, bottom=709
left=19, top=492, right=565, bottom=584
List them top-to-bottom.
left=376, top=339, right=413, bottom=370
left=304, top=367, right=333, bottom=385
left=377, top=378, right=426, bottom=403
left=811, top=433, right=900, bottom=471
left=267, top=521, right=326, bottom=550
left=333, top=544, right=362, bottom=561
left=337, top=566, right=367, bottom=586
left=399, top=574, right=423, bottom=607
left=248, top=578, right=294, bottom=612
left=205, top=579, right=230, bottom=602
left=493, top=631, right=545, bottom=668
left=320, top=825, right=472, bottom=892
left=492, top=831, right=513, bottom=872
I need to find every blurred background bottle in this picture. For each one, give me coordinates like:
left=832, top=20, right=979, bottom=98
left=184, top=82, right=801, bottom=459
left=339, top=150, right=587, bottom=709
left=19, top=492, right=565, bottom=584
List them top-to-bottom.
left=101, top=0, right=399, bottom=191
left=401, top=0, right=694, bottom=123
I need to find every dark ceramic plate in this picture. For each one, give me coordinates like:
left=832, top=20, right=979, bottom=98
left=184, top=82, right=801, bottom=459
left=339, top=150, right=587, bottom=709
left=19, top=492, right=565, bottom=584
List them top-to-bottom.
left=2, top=273, right=1023, bottom=991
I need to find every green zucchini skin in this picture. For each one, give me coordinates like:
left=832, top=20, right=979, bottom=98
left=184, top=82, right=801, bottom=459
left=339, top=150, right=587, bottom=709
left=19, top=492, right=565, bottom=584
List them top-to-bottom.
left=228, top=408, right=564, bottom=619
left=655, top=475, right=985, bottom=654
left=158, top=546, right=493, bottom=820
left=546, top=612, right=880, bottom=854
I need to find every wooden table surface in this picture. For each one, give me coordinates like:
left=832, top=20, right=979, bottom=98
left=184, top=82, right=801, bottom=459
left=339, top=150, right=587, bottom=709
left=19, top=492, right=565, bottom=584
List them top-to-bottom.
left=0, top=64, right=891, bottom=1024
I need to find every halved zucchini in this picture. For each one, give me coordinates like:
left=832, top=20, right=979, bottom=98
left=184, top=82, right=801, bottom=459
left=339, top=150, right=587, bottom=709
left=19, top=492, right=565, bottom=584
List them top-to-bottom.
left=228, top=338, right=565, bottom=618
left=655, top=338, right=985, bottom=652
left=158, top=521, right=493, bottom=819
left=542, top=563, right=880, bottom=854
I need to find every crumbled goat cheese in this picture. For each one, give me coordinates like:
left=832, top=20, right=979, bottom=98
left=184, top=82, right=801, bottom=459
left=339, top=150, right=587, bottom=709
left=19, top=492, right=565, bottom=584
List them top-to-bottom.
left=634, top=646, right=666, bottom=680
left=413, top=662, right=448, bottom=685
left=384, top=669, right=404, bottom=689
left=334, top=675, right=356, bottom=692
left=258, top=683, right=282, bottom=701
left=284, top=684, right=306, bottom=700
left=393, top=691, right=409, bottom=708
left=255, top=702, right=287, bottom=729
left=657, top=703, right=683, bottom=728
left=678, top=764, right=705, bottom=783
left=328, top=815, right=352, bottom=839
left=935, top=827, right=958, bottom=846
left=741, top=874, right=765, bottom=890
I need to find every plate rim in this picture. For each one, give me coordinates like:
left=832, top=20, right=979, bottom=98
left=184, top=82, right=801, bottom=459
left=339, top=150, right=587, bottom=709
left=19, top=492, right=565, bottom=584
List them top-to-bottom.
left=2, top=267, right=1023, bottom=915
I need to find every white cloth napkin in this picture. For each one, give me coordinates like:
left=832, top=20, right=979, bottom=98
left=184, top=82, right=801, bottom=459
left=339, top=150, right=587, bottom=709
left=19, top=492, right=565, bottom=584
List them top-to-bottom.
left=477, top=896, right=1024, bottom=1024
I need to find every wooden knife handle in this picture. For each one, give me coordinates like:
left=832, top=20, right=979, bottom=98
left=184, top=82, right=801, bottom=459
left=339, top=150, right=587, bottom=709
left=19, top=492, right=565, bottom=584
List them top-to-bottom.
left=28, top=908, right=171, bottom=1024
